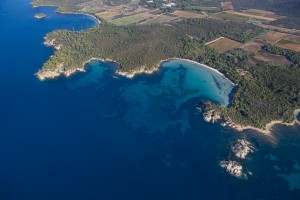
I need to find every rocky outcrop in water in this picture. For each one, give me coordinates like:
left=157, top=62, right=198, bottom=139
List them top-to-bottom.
left=34, top=13, right=45, bottom=19
left=44, top=38, right=62, bottom=50
left=36, top=62, right=85, bottom=80
left=203, top=109, right=222, bottom=123
left=220, top=139, right=255, bottom=179
left=231, top=139, right=255, bottom=159
left=220, top=160, right=246, bottom=178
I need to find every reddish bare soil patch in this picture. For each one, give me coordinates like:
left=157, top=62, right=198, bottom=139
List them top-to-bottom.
left=221, top=2, right=234, bottom=10
left=258, top=31, right=287, bottom=44
left=284, top=35, right=300, bottom=43
left=208, top=37, right=242, bottom=53
left=275, top=39, right=300, bottom=52
left=242, top=42, right=263, bottom=53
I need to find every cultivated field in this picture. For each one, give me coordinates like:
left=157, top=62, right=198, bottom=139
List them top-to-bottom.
left=221, top=2, right=234, bottom=10
left=185, top=6, right=219, bottom=12
left=245, top=9, right=275, bottom=15
left=172, top=10, right=204, bottom=19
left=96, top=11, right=120, bottom=20
left=225, top=11, right=277, bottom=21
left=109, top=12, right=154, bottom=25
left=212, top=12, right=249, bottom=23
left=138, top=14, right=177, bottom=25
left=258, top=24, right=300, bottom=35
left=256, top=31, right=300, bottom=52
left=258, top=31, right=287, bottom=44
left=285, top=35, right=300, bottom=43
left=207, top=37, right=242, bottom=53
left=276, top=39, right=300, bottom=52
left=241, top=40, right=291, bottom=65
left=241, top=41, right=263, bottom=53
left=255, top=52, right=291, bottom=66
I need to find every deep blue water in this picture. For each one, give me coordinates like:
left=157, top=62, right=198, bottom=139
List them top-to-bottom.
left=1, top=0, right=300, bottom=199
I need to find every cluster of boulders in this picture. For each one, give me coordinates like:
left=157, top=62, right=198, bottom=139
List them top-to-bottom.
left=199, top=106, right=256, bottom=179
left=202, top=108, right=242, bottom=130
left=203, top=109, right=222, bottom=123
left=220, top=139, right=255, bottom=178
left=231, top=139, right=255, bottom=159
left=220, top=160, right=244, bottom=178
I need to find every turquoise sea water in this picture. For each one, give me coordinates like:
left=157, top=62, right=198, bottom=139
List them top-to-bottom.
left=1, top=0, right=300, bottom=199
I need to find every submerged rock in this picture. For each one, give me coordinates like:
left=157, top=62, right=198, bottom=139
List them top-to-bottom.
left=231, top=139, right=255, bottom=159
left=220, top=160, right=246, bottom=178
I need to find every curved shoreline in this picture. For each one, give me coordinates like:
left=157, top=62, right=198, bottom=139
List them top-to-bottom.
left=33, top=2, right=299, bottom=135
left=32, top=4, right=101, bottom=25
left=57, top=12, right=101, bottom=26
left=36, top=49, right=299, bottom=136
left=173, top=58, right=236, bottom=86
left=204, top=108, right=300, bottom=135
left=228, top=119, right=299, bottom=135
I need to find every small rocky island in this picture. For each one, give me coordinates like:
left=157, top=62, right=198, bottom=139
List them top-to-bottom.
left=35, top=13, right=45, bottom=19
left=220, top=139, right=255, bottom=178
left=231, top=139, right=255, bottom=159
left=220, top=160, right=245, bottom=178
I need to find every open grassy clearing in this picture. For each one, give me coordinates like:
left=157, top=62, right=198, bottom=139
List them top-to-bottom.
left=207, top=37, right=242, bottom=53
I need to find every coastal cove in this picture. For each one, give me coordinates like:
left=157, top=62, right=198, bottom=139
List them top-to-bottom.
left=1, top=0, right=300, bottom=199
left=37, top=54, right=300, bottom=135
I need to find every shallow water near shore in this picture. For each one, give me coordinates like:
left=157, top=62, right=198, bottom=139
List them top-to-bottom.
left=1, top=0, right=300, bottom=199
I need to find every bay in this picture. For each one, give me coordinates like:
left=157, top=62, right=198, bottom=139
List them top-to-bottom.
left=0, top=0, right=300, bottom=199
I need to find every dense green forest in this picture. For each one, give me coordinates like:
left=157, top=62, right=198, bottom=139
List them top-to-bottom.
left=37, top=17, right=300, bottom=128
left=40, top=19, right=262, bottom=72
left=201, top=48, right=300, bottom=128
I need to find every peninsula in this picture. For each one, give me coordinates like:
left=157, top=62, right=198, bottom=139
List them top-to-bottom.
left=33, top=0, right=300, bottom=133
